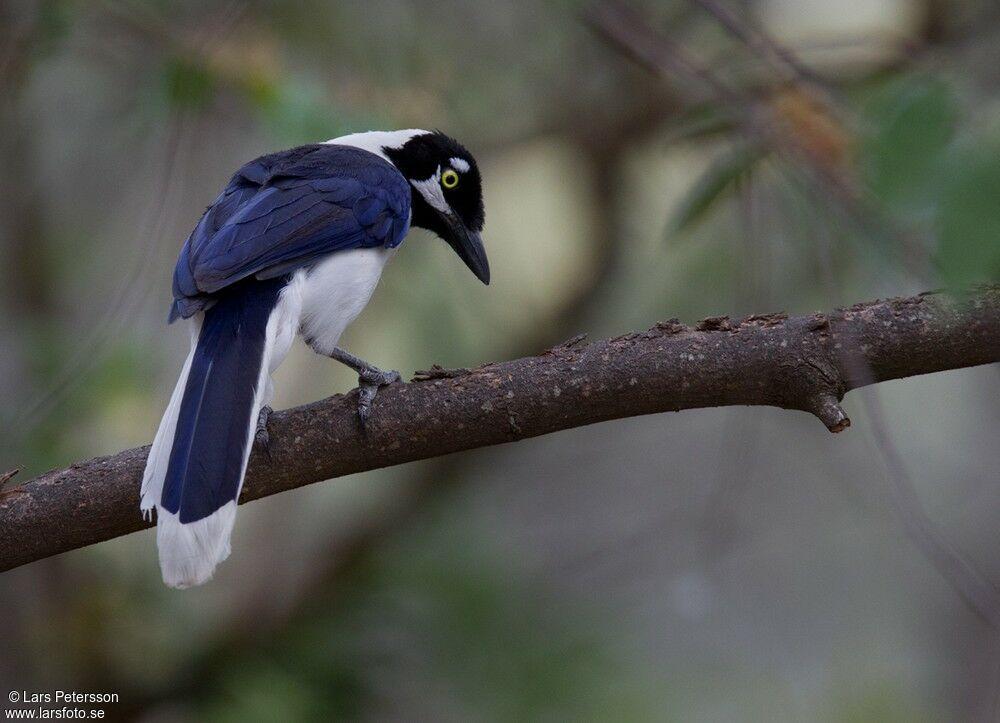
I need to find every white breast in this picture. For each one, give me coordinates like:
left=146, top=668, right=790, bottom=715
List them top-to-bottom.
left=296, top=247, right=397, bottom=356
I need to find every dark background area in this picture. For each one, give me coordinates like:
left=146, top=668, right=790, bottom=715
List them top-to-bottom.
left=1, top=1, right=999, bottom=720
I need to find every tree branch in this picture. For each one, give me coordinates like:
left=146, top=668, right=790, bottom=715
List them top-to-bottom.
left=1, top=287, right=997, bottom=573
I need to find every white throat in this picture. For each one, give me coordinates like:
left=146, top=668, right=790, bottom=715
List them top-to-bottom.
left=324, top=129, right=428, bottom=161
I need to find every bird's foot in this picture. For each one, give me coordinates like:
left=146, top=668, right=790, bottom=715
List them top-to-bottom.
left=327, top=347, right=401, bottom=429
left=356, top=366, right=401, bottom=429
left=255, top=405, right=273, bottom=461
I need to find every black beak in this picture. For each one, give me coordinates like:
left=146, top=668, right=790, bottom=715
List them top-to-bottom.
left=442, top=215, right=490, bottom=285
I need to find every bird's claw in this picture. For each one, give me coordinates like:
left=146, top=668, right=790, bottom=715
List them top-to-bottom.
left=356, top=368, right=400, bottom=429
left=255, top=405, right=273, bottom=461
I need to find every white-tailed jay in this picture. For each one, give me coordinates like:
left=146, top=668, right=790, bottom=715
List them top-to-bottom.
left=141, top=130, right=489, bottom=588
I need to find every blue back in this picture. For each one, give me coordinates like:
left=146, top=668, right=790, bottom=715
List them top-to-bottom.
left=170, top=144, right=411, bottom=321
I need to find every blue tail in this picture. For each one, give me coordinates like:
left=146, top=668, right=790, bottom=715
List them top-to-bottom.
left=147, top=277, right=285, bottom=588
left=164, top=277, right=284, bottom=522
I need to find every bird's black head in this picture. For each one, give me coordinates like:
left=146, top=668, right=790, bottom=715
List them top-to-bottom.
left=383, top=131, right=489, bottom=284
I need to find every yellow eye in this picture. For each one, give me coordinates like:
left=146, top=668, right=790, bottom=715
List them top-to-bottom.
left=441, top=169, right=460, bottom=189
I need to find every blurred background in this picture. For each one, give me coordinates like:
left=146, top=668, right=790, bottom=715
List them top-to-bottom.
left=1, top=0, right=999, bottom=720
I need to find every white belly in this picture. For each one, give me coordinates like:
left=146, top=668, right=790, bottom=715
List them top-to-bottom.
left=295, top=247, right=396, bottom=355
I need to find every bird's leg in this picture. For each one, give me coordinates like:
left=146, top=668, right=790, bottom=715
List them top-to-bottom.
left=328, top=347, right=401, bottom=427
left=255, top=405, right=273, bottom=461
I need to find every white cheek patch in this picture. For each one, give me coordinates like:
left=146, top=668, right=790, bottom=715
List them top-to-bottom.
left=449, top=157, right=471, bottom=173
left=411, top=167, right=451, bottom=215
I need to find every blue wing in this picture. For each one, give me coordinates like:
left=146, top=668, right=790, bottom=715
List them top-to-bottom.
left=170, top=144, right=411, bottom=320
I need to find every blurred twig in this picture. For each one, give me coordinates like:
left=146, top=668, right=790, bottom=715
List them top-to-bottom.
left=586, top=0, right=932, bottom=278
left=587, top=0, right=756, bottom=113
left=687, top=0, right=843, bottom=109
left=4, top=1, right=250, bottom=462
left=831, top=276, right=1000, bottom=630
left=861, top=387, right=1000, bottom=630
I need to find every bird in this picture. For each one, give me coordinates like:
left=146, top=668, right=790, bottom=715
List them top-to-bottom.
left=140, top=129, right=489, bottom=589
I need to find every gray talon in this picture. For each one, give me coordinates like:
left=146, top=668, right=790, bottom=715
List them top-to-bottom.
left=355, top=369, right=400, bottom=428
left=358, top=383, right=376, bottom=426
left=255, top=405, right=273, bottom=460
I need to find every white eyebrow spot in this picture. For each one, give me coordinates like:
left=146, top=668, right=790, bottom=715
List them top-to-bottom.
left=449, top=157, right=471, bottom=173
left=411, top=166, right=451, bottom=214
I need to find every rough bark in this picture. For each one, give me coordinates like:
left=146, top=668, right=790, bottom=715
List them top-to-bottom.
left=1, top=287, right=997, bottom=572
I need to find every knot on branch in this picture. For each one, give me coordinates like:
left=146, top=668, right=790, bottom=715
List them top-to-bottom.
left=696, top=315, right=734, bottom=332
left=654, top=318, right=688, bottom=334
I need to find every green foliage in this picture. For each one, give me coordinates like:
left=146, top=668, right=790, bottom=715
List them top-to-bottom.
left=32, top=0, right=74, bottom=64
left=163, top=57, right=215, bottom=110
left=673, top=73, right=1000, bottom=288
left=860, top=74, right=1000, bottom=286
left=860, top=75, right=959, bottom=213
left=248, top=78, right=385, bottom=148
left=662, top=104, right=739, bottom=146
left=934, top=140, right=1000, bottom=286
left=669, top=143, right=766, bottom=237
left=12, top=336, right=150, bottom=477
left=181, top=522, right=662, bottom=722
left=365, top=524, right=662, bottom=722
left=200, top=626, right=366, bottom=723
left=822, top=681, right=939, bottom=723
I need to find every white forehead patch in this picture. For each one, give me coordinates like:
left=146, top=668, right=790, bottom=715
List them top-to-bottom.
left=449, top=157, right=471, bottom=173
left=411, top=166, right=451, bottom=215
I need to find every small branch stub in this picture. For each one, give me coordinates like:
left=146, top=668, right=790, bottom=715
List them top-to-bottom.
left=811, top=395, right=851, bottom=432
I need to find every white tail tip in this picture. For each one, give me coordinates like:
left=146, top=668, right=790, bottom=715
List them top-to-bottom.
left=153, top=502, right=237, bottom=589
